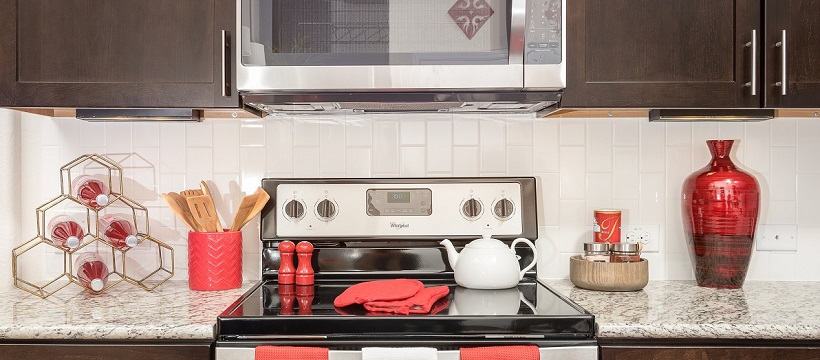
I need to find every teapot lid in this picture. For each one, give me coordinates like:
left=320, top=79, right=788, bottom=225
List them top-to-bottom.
left=464, top=234, right=508, bottom=249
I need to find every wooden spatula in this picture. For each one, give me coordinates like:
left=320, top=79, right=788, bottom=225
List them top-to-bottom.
left=199, top=180, right=223, bottom=232
left=233, top=187, right=271, bottom=231
left=162, top=192, right=200, bottom=232
left=229, top=192, right=260, bottom=232
left=185, top=195, right=220, bottom=232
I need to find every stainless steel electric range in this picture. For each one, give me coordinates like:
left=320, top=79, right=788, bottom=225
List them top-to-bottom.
left=215, top=177, right=596, bottom=360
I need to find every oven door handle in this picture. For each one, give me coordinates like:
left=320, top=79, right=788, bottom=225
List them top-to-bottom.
left=215, top=346, right=598, bottom=360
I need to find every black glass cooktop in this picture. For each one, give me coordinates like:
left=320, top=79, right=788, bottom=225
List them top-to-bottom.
left=216, top=277, right=594, bottom=342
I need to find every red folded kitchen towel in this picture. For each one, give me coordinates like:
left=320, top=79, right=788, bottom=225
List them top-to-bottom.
left=334, top=279, right=424, bottom=307
left=363, top=285, right=450, bottom=315
left=460, top=345, right=539, bottom=360
left=255, top=346, right=328, bottom=360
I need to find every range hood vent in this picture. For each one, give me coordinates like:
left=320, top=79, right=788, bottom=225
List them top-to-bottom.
left=242, top=91, right=562, bottom=117
left=76, top=109, right=203, bottom=122
left=649, top=109, right=774, bottom=122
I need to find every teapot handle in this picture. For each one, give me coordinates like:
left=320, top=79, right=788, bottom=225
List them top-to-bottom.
left=510, top=238, right=538, bottom=280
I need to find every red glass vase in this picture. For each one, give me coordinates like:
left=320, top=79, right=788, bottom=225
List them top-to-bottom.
left=682, top=140, right=760, bottom=289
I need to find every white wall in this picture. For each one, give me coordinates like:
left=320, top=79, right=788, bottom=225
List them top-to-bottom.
left=9, top=111, right=820, bottom=284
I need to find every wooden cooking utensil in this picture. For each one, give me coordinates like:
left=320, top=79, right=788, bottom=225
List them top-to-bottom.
left=199, top=181, right=223, bottom=232
left=234, top=187, right=271, bottom=231
left=180, top=189, right=203, bottom=198
left=162, top=192, right=200, bottom=232
left=229, top=192, right=260, bottom=232
left=186, top=195, right=220, bottom=232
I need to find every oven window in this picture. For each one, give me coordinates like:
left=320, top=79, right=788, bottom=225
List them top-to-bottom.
left=242, top=0, right=510, bottom=66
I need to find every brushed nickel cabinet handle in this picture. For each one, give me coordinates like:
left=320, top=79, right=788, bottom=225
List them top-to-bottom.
left=745, top=29, right=758, bottom=96
left=775, top=29, right=787, bottom=96
left=221, top=30, right=230, bottom=97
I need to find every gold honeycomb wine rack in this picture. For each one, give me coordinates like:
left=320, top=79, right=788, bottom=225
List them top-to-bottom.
left=12, top=154, right=174, bottom=299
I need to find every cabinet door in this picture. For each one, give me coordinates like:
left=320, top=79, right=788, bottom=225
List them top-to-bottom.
left=0, top=0, right=238, bottom=108
left=564, top=0, right=761, bottom=108
left=765, top=0, right=820, bottom=108
left=0, top=343, right=211, bottom=360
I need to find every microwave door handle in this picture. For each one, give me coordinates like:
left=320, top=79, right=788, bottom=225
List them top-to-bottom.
left=509, top=0, right=527, bottom=65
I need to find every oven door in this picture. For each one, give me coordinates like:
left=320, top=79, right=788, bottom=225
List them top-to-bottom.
left=237, top=0, right=564, bottom=91
left=216, top=346, right=597, bottom=360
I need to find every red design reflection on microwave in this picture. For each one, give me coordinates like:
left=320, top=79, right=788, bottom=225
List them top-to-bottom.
left=448, top=0, right=495, bottom=40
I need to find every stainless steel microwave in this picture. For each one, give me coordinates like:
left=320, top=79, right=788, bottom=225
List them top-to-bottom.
left=236, top=0, right=565, bottom=115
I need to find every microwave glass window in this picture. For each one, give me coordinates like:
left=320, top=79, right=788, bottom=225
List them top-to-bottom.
left=242, top=0, right=509, bottom=66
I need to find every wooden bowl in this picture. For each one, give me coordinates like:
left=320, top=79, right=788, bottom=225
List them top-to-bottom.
left=569, top=255, right=648, bottom=291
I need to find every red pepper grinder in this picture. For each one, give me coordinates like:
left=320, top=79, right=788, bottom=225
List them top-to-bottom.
left=278, top=241, right=296, bottom=284
left=295, top=241, right=314, bottom=285
left=278, top=284, right=296, bottom=315
left=295, top=285, right=314, bottom=315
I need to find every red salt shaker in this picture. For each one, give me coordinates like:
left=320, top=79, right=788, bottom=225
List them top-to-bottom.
left=278, top=241, right=296, bottom=284
left=295, top=241, right=314, bottom=285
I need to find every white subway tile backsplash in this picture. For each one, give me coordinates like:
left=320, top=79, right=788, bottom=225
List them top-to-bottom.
left=17, top=112, right=820, bottom=283
left=345, top=116, right=373, bottom=147
left=453, top=118, right=479, bottom=146
left=479, top=118, right=507, bottom=173
left=506, top=118, right=533, bottom=146
left=586, top=118, right=612, bottom=173
left=612, top=118, right=640, bottom=146
left=771, top=118, right=797, bottom=146
left=533, top=119, right=559, bottom=173
left=559, top=119, right=585, bottom=146
left=797, top=119, right=820, bottom=173
left=240, top=120, right=266, bottom=147
left=400, top=120, right=426, bottom=146
left=427, top=120, right=453, bottom=173
left=186, top=121, right=213, bottom=148
left=213, top=121, right=241, bottom=174
left=639, top=121, right=665, bottom=172
left=665, top=122, right=691, bottom=146
left=507, top=146, right=533, bottom=176
left=612, top=146, right=640, bottom=200
left=770, top=146, right=797, bottom=201
left=400, top=147, right=426, bottom=177
left=452, top=147, right=479, bottom=176
left=559, top=147, right=585, bottom=199
left=346, top=148, right=372, bottom=177
left=797, top=174, right=820, bottom=226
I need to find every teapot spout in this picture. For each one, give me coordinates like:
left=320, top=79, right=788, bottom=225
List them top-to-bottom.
left=439, top=239, right=459, bottom=270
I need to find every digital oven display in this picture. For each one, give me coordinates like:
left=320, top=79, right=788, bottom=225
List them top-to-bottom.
left=387, top=191, right=411, bottom=203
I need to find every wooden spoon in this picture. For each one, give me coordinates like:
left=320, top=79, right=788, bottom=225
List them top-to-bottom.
left=199, top=180, right=223, bottom=232
left=234, top=187, right=271, bottom=231
left=162, top=192, right=200, bottom=232
left=229, top=192, right=260, bottom=232
left=185, top=195, right=220, bottom=232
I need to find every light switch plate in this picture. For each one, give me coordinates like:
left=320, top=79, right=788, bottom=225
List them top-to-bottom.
left=755, top=224, right=797, bottom=251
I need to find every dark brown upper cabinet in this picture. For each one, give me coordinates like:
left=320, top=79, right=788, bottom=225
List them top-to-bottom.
left=0, top=0, right=238, bottom=109
left=565, top=0, right=820, bottom=109
left=765, top=0, right=820, bottom=108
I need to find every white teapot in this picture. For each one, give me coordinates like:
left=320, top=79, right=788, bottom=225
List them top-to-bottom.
left=440, top=235, right=537, bottom=289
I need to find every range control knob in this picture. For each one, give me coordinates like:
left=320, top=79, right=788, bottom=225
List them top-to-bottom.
left=461, top=198, right=483, bottom=220
left=493, top=198, right=515, bottom=220
left=316, top=199, right=337, bottom=221
left=283, top=200, right=306, bottom=220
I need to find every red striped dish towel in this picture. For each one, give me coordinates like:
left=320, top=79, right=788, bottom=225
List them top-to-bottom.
left=460, top=345, right=540, bottom=360
left=255, top=346, right=329, bottom=360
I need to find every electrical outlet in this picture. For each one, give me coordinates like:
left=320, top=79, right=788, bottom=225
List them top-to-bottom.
left=755, top=224, right=797, bottom=251
left=624, top=225, right=660, bottom=252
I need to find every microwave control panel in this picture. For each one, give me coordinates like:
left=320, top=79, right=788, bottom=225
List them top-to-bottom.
left=525, top=0, right=563, bottom=64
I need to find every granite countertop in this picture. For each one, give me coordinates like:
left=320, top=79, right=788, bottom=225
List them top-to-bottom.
left=4, top=279, right=820, bottom=341
left=546, top=279, right=820, bottom=340
left=0, top=280, right=256, bottom=340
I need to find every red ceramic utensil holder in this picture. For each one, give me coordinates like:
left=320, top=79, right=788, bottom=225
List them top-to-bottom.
left=188, top=230, right=242, bottom=291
